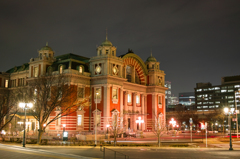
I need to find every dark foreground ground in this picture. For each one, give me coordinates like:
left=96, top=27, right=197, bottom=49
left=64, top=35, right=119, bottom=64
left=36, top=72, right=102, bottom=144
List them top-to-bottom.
left=1, top=143, right=240, bottom=159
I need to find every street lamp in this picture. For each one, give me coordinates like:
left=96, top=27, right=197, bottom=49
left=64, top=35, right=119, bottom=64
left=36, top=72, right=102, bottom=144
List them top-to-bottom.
left=95, top=92, right=99, bottom=146
left=19, top=102, right=33, bottom=147
left=224, top=107, right=235, bottom=151
left=169, top=118, right=176, bottom=130
left=106, top=124, right=110, bottom=134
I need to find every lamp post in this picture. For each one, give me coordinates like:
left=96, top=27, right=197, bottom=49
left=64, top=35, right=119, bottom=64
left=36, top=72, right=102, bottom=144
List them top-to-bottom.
left=234, top=90, right=239, bottom=138
left=95, top=92, right=99, bottom=146
left=19, top=102, right=33, bottom=147
left=224, top=107, right=234, bottom=151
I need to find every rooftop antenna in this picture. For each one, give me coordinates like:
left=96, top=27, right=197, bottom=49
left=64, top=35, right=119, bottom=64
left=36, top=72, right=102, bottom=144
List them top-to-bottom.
left=106, top=28, right=108, bottom=40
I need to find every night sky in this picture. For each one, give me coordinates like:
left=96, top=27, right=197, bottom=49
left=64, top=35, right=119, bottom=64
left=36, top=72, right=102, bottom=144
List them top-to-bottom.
left=1, top=0, right=240, bottom=96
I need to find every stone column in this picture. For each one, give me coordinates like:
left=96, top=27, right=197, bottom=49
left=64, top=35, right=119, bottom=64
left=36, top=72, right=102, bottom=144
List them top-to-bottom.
left=132, top=66, right=135, bottom=83
left=104, top=85, right=110, bottom=132
left=120, top=87, right=123, bottom=129
left=124, top=91, right=128, bottom=130
left=133, top=92, right=137, bottom=131
left=152, top=93, right=157, bottom=130
left=141, top=94, right=145, bottom=131
left=144, top=94, right=147, bottom=130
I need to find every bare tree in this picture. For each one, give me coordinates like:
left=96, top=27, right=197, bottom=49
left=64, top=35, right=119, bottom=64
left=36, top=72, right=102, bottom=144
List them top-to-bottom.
left=26, top=74, right=89, bottom=144
left=0, top=89, right=21, bottom=132
left=109, top=110, right=123, bottom=146
left=152, top=114, right=166, bottom=147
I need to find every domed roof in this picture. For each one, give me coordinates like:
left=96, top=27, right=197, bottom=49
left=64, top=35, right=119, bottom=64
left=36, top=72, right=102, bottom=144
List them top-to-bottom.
left=101, top=39, right=113, bottom=46
left=40, top=42, right=53, bottom=51
left=146, top=53, right=157, bottom=62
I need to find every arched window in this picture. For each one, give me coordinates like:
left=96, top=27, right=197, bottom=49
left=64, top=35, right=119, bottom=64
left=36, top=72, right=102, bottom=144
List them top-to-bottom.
left=59, top=65, right=63, bottom=74
left=126, top=65, right=132, bottom=82
left=79, top=66, right=82, bottom=73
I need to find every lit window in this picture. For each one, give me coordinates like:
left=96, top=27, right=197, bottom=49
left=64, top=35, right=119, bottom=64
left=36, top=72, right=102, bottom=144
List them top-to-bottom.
left=59, top=66, right=63, bottom=74
left=79, top=66, right=83, bottom=73
left=34, top=67, right=38, bottom=77
left=5, top=80, right=8, bottom=88
left=234, top=85, right=240, bottom=88
left=214, top=87, right=220, bottom=90
left=95, top=88, right=101, bottom=99
left=112, top=88, right=118, bottom=99
left=196, top=89, right=202, bottom=92
left=228, top=89, right=234, bottom=92
left=128, top=94, right=132, bottom=103
left=136, top=95, right=140, bottom=104
left=158, top=95, right=162, bottom=104
left=215, top=101, right=220, bottom=104
left=77, top=115, right=82, bottom=126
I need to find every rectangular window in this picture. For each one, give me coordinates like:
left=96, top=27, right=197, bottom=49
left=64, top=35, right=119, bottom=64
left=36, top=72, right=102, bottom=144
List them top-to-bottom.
left=106, top=50, right=108, bottom=54
left=59, top=66, right=63, bottom=74
left=34, top=67, right=38, bottom=77
left=5, top=80, right=8, bottom=88
left=78, top=87, right=84, bottom=98
left=214, top=87, right=220, bottom=90
left=112, top=88, right=118, bottom=99
left=196, top=89, right=202, bottom=92
left=228, top=89, right=234, bottom=92
left=128, top=94, right=132, bottom=103
left=136, top=95, right=140, bottom=104
left=158, top=95, right=162, bottom=104
left=77, top=115, right=82, bottom=126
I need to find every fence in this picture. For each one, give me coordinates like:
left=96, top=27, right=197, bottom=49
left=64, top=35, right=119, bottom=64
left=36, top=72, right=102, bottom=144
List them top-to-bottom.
left=100, top=146, right=129, bottom=159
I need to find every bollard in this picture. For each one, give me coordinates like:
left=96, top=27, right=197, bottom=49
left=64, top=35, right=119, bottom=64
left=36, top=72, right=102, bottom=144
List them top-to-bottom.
left=103, top=147, right=105, bottom=159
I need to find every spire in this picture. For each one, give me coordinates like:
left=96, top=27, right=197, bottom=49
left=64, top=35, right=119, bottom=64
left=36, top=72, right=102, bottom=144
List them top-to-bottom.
left=106, top=29, right=108, bottom=40
left=46, top=42, right=48, bottom=46
left=150, top=49, right=152, bottom=57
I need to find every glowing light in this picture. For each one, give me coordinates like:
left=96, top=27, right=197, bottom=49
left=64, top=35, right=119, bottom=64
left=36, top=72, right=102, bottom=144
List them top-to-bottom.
left=136, top=117, right=144, bottom=124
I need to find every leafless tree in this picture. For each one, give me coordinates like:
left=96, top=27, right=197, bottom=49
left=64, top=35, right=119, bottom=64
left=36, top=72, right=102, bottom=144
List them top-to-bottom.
left=26, top=74, right=89, bottom=144
left=0, top=89, right=21, bottom=132
left=152, top=114, right=167, bottom=147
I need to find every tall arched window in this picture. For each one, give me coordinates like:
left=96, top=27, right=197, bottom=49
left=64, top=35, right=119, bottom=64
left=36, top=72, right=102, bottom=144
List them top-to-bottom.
left=59, top=65, right=63, bottom=74
left=126, top=65, right=132, bottom=82
left=79, top=66, right=82, bottom=73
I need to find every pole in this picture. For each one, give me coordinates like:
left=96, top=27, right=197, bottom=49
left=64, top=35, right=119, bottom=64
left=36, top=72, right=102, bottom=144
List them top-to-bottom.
left=235, top=91, right=238, bottom=138
left=95, top=95, right=97, bottom=145
left=23, top=105, right=26, bottom=147
left=229, top=114, right=233, bottom=150
left=205, top=122, right=207, bottom=148
left=191, top=129, right=192, bottom=143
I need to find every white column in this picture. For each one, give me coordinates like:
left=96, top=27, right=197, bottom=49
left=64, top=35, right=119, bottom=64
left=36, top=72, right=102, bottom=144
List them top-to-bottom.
left=132, top=66, right=135, bottom=83
left=104, top=85, right=110, bottom=131
left=120, top=87, right=123, bottom=129
left=124, top=91, right=128, bottom=129
left=133, top=92, right=137, bottom=131
left=152, top=93, right=157, bottom=130
left=141, top=94, right=145, bottom=130
left=144, top=94, right=147, bottom=130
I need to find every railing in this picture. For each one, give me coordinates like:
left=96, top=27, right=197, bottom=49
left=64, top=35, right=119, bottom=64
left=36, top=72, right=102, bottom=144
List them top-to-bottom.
left=100, top=146, right=129, bottom=159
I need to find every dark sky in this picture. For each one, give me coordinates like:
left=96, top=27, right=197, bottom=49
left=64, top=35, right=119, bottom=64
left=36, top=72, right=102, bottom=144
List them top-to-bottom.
left=1, top=0, right=240, bottom=96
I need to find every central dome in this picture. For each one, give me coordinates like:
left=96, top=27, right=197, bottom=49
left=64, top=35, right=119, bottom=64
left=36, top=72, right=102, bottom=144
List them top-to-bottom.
left=101, top=39, right=113, bottom=46
left=40, top=42, right=53, bottom=51
left=146, top=53, right=157, bottom=62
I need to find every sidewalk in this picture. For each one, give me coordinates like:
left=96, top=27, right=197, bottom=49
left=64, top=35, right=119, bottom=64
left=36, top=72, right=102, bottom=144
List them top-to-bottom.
left=0, top=143, right=98, bottom=159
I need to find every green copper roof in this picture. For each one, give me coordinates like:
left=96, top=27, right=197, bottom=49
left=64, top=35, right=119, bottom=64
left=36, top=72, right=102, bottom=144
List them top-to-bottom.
left=101, top=39, right=113, bottom=46
left=40, top=42, right=53, bottom=51
left=40, top=46, right=53, bottom=51
left=146, top=53, right=157, bottom=62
